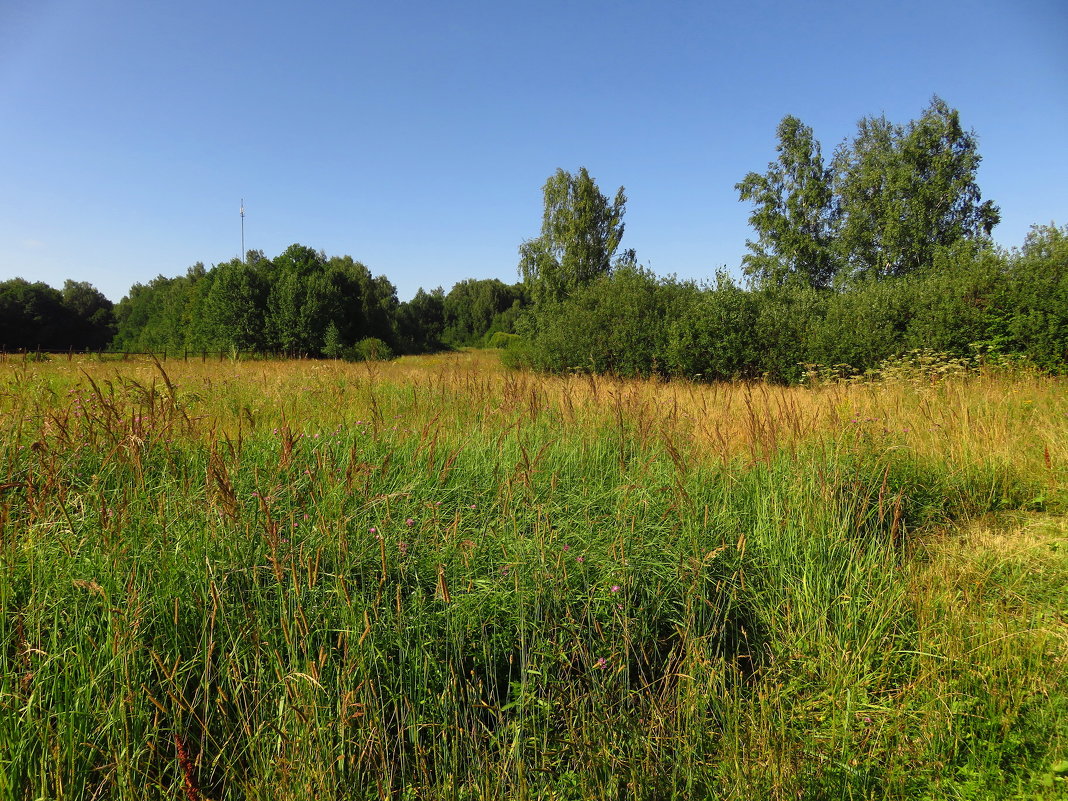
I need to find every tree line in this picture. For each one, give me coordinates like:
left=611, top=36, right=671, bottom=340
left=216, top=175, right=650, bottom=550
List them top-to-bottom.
left=3, top=96, right=1065, bottom=377
left=511, top=97, right=1066, bottom=379
left=511, top=231, right=1067, bottom=381
left=110, top=245, right=528, bottom=359
left=1, top=247, right=527, bottom=359
left=0, top=279, right=116, bottom=352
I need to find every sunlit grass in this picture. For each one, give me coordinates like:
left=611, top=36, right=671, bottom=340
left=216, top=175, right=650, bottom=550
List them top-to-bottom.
left=0, top=351, right=1064, bottom=799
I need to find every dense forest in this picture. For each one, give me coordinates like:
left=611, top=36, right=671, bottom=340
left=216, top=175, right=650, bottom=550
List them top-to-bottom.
left=3, top=97, right=1065, bottom=379
left=105, top=248, right=527, bottom=360
left=0, top=251, right=527, bottom=361
left=0, top=279, right=116, bottom=352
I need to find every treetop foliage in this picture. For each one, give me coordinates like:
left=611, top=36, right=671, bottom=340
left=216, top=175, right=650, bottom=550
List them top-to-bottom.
left=737, top=96, right=1001, bottom=288
left=4, top=98, right=1063, bottom=379
left=736, top=116, right=837, bottom=289
left=519, top=167, right=629, bottom=306
left=99, top=246, right=531, bottom=358
left=0, top=278, right=115, bottom=351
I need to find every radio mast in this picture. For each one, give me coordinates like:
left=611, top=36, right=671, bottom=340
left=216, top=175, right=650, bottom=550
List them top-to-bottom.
left=240, top=199, right=246, bottom=262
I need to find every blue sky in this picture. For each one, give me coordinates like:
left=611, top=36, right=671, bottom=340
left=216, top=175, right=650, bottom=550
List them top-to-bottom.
left=1, top=0, right=1065, bottom=302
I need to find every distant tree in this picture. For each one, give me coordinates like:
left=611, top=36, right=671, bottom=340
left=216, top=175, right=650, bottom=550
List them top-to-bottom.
left=832, top=96, right=1000, bottom=281
left=739, top=99, right=1000, bottom=288
left=736, top=116, right=837, bottom=289
left=519, top=167, right=628, bottom=305
left=996, top=223, right=1068, bottom=368
left=266, top=244, right=327, bottom=353
left=111, top=246, right=401, bottom=357
left=323, top=255, right=399, bottom=350
left=204, top=259, right=269, bottom=351
left=180, top=263, right=217, bottom=351
left=361, top=273, right=400, bottom=348
left=113, top=276, right=176, bottom=351
left=442, top=278, right=526, bottom=346
left=0, top=279, right=69, bottom=350
left=60, top=280, right=115, bottom=350
left=60, top=280, right=110, bottom=322
left=396, top=287, right=445, bottom=353
left=323, top=321, right=346, bottom=359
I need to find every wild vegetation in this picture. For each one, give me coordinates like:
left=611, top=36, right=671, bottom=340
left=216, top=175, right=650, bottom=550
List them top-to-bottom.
left=2, top=96, right=1066, bottom=798
left=4, top=98, right=1065, bottom=383
left=511, top=99, right=1066, bottom=380
left=511, top=225, right=1068, bottom=381
left=0, top=279, right=116, bottom=353
left=1, top=351, right=1065, bottom=799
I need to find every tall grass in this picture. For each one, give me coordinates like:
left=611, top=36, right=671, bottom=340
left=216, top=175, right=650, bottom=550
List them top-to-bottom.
left=0, top=353, right=1064, bottom=799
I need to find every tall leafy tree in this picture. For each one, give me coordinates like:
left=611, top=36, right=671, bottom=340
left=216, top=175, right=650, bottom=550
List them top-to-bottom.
left=832, top=96, right=1000, bottom=280
left=740, top=99, right=1000, bottom=288
left=736, top=116, right=837, bottom=289
left=519, top=167, right=628, bottom=305
left=266, top=244, right=327, bottom=352
left=323, top=255, right=399, bottom=348
left=203, top=259, right=269, bottom=351
left=180, top=263, right=217, bottom=351
left=113, top=274, right=191, bottom=351
left=0, top=279, right=69, bottom=350
left=60, top=280, right=116, bottom=349
left=396, top=287, right=446, bottom=353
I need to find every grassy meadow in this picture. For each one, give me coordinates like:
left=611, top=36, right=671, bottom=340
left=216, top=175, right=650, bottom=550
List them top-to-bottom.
left=0, top=351, right=1065, bottom=800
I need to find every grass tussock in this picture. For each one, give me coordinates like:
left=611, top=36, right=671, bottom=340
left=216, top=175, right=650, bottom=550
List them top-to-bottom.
left=0, top=352, right=1065, bottom=800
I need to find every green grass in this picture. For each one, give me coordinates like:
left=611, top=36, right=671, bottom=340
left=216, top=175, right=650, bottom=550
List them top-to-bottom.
left=0, top=354, right=1065, bottom=799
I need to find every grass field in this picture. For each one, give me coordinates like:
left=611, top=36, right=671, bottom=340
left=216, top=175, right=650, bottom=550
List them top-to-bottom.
left=1, top=351, right=1065, bottom=800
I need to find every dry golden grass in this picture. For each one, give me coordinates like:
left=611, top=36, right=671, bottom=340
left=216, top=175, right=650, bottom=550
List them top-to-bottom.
left=1, top=349, right=1065, bottom=799
left=4, top=350, right=1064, bottom=483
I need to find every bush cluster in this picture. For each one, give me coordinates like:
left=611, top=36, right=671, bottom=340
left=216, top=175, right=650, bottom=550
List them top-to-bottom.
left=512, top=227, right=1068, bottom=382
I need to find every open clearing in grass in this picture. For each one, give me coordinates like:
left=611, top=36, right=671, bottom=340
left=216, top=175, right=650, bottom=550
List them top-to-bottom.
left=1, top=352, right=1065, bottom=800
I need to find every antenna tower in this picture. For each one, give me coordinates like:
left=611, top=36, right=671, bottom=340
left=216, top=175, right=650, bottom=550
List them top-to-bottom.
left=240, top=199, right=246, bottom=262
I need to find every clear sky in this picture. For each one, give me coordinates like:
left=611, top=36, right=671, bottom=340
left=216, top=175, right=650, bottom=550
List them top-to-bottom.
left=1, top=0, right=1066, bottom=302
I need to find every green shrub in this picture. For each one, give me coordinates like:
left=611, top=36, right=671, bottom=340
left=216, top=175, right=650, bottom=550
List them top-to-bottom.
left=522, top=267, right=697, bottom=377
left=665, top=274, right=760, bottom=380
left=808, top=279, right=913, bottom=372
left=751, top=284, right=826, bottom=382
left=485, top=331, right=520, bottom=350
left=355, top=336, right=394, bottom=361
